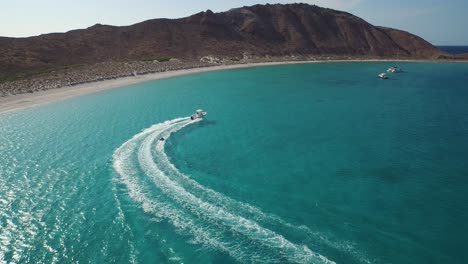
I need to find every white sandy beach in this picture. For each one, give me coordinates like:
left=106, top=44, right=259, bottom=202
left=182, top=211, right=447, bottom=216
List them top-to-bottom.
left=0, top=59, right=431, bottom=114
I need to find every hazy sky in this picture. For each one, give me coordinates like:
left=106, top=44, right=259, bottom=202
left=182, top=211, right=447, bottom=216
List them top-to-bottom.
left=1, top=0, right=467, bottom=45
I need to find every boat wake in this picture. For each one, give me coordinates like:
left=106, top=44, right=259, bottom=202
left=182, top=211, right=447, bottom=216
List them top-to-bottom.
left=112, top=117, right=336, bottom=263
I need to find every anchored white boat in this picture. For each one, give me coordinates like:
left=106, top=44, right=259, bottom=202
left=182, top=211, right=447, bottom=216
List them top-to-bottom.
left=387, top=66, right=401, bottom=73
left=378, top=73, right=389, bottom=79
left=191, top=109, right=207, bottom=120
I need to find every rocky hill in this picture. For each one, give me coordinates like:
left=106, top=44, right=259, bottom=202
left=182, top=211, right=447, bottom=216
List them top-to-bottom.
left=0, top=3, right=447, bottom=80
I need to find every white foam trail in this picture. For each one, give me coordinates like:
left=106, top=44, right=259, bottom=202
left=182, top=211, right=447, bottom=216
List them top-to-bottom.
left=113, top=117, right=336, bottom=263
left=113, top=119, right=253, bottom=261
left=155, top=120, right=365, bottom=261
left=140, top=121, right=320, bottom=263
left=153, top=122, right=366, bottom=262
left=111, top=182, right=138, bottom=264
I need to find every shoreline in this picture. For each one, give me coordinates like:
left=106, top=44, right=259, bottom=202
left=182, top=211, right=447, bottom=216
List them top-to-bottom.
left=0, top=59, right=464, bottom=114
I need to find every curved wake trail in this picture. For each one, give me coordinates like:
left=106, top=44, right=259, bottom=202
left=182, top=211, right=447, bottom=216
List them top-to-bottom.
left=113, top=117, right=335, bottom=263
left=153, top=124, right=368, bottom=262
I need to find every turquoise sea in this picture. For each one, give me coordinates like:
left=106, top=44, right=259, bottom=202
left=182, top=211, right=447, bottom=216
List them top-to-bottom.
left=1, top=62, right=468, bottom=264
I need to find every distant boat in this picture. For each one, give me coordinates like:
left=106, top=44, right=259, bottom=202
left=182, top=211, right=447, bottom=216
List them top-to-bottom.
left=387, top=66, right=401, bottom=73
left=378, top=73, right=389, bottom=79
left=190, top=109, right=207, bottom=120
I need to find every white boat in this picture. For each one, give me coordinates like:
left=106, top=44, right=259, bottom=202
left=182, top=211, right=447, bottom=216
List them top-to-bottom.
left=387, top=66, right=401, bottom=73
left=378, top=73, right=389, bottom=79
left=191, top=109, right=207, bottom=120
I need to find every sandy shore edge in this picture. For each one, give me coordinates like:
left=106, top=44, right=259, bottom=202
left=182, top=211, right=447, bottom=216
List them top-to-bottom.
left=0, top=59, right=445, bottom=114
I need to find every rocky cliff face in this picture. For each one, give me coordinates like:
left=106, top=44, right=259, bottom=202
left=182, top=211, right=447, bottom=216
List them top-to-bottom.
left=0, top=3, right=446, bottom=77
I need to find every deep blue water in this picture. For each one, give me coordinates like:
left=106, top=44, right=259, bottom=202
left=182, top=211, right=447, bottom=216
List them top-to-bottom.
left=437, top=46, right=468, bottom=54
left=1, top=62, right=468, bottom=263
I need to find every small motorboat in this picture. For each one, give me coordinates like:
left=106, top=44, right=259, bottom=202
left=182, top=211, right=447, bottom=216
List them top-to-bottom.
left=387, top=66, right=401, bottom=73
left=378, top=73, right=389, bottom=79
left=191, top=109, right=207, bottom=120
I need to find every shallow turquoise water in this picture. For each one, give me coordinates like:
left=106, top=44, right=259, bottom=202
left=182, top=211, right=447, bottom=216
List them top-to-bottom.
left=1, top=62, right=468, bottom=263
